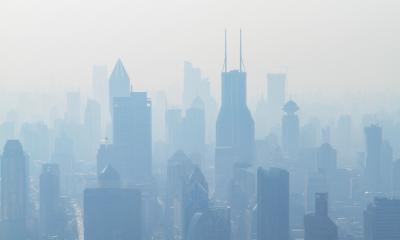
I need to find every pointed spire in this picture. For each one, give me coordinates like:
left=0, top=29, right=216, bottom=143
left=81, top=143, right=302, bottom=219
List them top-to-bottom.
left=224, top=29, right=228, bottom=72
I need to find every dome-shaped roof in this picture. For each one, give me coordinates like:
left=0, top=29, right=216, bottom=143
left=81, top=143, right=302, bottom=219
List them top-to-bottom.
left=282, top=100, right=299, bottom=114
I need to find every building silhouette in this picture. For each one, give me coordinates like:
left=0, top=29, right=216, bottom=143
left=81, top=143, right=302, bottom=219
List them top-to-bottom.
left=216, top=30, right=255, bottom=171
left=109, top=59, right=131, bottom=116
left=183, top=61, right=217, bottom=143
left=113, top=91, right=152, bottom=185
left=281, top=100, right=299, bottom=159
left=364, top=125, right=383, bottom=193
left=0, top=140, right=28, bottom=240
left=316, top=143, right=337, bottom=175
left=39, top=164, right=61, bottom=239
left=182, top=167, right=209, bottom=240
left=257, top=167, right=289, bottom=240
left=304, top=193, right=338, bottom=240
left=364, top=198, right=400, bottom=240
left=186, top=207, right=231, bottom=240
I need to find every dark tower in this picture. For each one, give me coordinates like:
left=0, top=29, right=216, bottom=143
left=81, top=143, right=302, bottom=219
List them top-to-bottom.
left=216, top=29, right=255, bottom=170
left=109, top=59, right=131, bottom=116
left=281, top=100, right=300, bottom=158
left=1, top=140, right=28, bottom=240
left=39, top=164, right=61, bottom=239
left=257, top=167, right=289, bottom=240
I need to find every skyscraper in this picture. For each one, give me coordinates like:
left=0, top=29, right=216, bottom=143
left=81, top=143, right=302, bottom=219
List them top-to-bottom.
left=216, top=30, right=255, bottom=166
left=109, top=59, right=131, bottom=116
left=183, top=61, right=218, bottom=143
left=113, top=91, right=152, bottom=184
left=281, top=100, right=300, bottom=158
left=364, top=125, right=383, bottom=193
left=1, top=140, right=28, bottom=240
left=316, top=143, right=337, bottom=175
left=39, top=164, right=61, bottom=239
left=182, top=167, right=209, bottom=240
left=257, top=167, right=289, bottom=240
left=304, top=193, right=338, bottom=240
left=364, top=198, right=400, bottom=240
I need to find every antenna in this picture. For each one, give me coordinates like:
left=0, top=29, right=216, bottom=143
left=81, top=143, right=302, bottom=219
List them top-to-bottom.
left=224, top=29, right=228, bottom=72
left=239, top=29, right=245, bottom=72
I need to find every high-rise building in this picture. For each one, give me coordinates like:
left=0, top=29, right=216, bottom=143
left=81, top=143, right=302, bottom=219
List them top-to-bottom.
left=216, top=30, right=255, bottom=166
left=109, top=59, right=131, bottom=116
left=183, top=61, right=218, bottom=143
left=65, top=91, right=81, bottom=124
left=113, top=91, right=152, bottom=184
left=181, top=97, right=205, bottom=158
left=281, top=100, right=300, bottom=159
left=364, top=125, right=383, bottom=193
left=0, top=140, right=28, bottom=240
left=96, top=143, right=113, bottom=175
left=316, top=143, right=337, bottom=175
left=39, top=164, right=61, bottom=239
left=182, top=167, right=209, bottom=240
left=257, top=167, right=289, bottom=240
left=306, top=170, right=328, bottom=212
left=84, top=187, right=142, bottom=240
left=304, top=193, right=338, bottom=240
left=364, top=198, right=400, bottom=240
left=186, top=207, right=231, bottom=240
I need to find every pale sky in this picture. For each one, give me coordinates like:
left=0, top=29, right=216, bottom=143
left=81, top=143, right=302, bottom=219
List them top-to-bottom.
left=1, top=0, right=400, bottom=103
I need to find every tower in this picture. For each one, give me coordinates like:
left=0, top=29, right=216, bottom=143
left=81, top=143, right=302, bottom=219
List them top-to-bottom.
left=216, top=30, right=255, bottom=168
left=109, top=59, right=131, bottom=116
left=281, top=100, right=300, bottom=159
left=364, top=125, right=383, bottom=193
left=1, top=140, right=28, bottom=240
left=40, top=164, right=61, bottom=239
left=182, top=167, right=209, bottom=240
left=257, top=167, right=289, bottom=240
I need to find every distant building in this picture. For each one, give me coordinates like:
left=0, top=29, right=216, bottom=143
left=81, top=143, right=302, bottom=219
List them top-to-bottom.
left=215, top=31, right=255, bottom=202
left=109, top=59, right=131, bottom=117
left=183, top=61, right=217, bottom=143
left=65, top=91, right=81, bottom=124
left=113, top=91, right=152, bottom=184
left=84, top=99, right=102, bottom=160
left=281, top=100, right=299, bottom=159
left=364, top=125, right=383, bottom=193
left=1, top=140, right=28, bottom=240
left=96, top=143, right=113, bottom=175
left=316, top=143, right=337, bottom=175
left=40, top=164, right=61, bottom=239
left=182, top=167, right=209, bottom=240
left=257, top=167, right=289, bottom=240
left=84, top=170, right=142, bottom=240
left=306, top=170, right=328, bottom=212
left=304, top=193, right=338, bottom=240
left=364, top=198, right=400, bottom=240
left=186, top=207, right=231, bottom=240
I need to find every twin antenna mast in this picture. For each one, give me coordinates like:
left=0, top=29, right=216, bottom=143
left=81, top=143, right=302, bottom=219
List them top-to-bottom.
left=223, top=29, right=245, bottom=73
